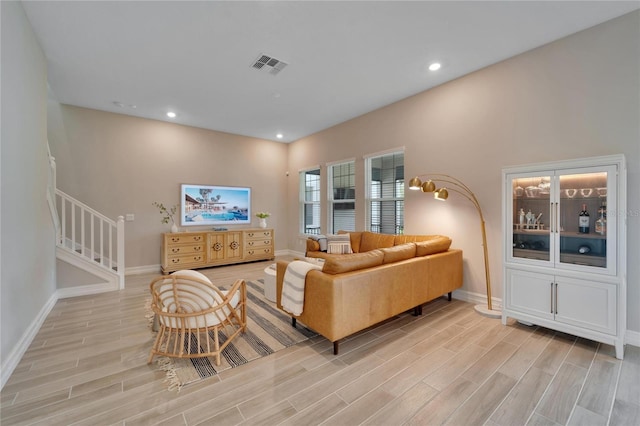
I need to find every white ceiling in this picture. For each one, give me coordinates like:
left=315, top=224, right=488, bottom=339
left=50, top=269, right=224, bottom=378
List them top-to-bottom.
left=22, top=1, right=639, bottom=143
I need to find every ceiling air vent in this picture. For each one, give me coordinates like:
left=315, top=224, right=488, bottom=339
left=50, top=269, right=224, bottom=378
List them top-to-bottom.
left=251, top=53, right=288, bottom=75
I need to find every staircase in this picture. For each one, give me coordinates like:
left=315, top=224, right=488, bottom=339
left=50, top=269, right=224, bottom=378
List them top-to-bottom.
left=48, top=149, right=125, bottom=291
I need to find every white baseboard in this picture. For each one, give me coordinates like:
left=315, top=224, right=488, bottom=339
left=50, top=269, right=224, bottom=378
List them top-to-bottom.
left=283, top=249, right=305, bottom=258
left=125, top=264, right=161, bottom=275
left=56, top=282, right=119, bottom=299
left=452, top=288, right=502, bottom=311
left=1, top=292, right=58, bottom=390
left=626, top=330, right=640, bottom=348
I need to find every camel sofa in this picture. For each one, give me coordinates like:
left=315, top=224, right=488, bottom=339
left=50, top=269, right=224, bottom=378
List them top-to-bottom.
left=276, top=231, right=463, bottom=354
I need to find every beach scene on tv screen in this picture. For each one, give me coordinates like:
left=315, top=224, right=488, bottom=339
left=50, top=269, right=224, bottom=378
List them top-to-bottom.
left=183, top=186, right=250, bottom=223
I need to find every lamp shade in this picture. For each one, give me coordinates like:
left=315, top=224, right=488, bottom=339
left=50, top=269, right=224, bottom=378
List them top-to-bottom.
left=409, top=177, right=422, bottom=190
left=421, top=180, right=436, bottom=193
left=435, top=188, right=449, bottom=200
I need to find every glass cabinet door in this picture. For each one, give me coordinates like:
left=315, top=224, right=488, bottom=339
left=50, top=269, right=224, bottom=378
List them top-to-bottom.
left=556, top=166, right=616, bottom=274
left=509, top=172, right=554, bottom=263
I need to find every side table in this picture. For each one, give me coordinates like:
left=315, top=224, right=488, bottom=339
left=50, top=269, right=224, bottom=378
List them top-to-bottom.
left=263, top=263, right=277, bottom=302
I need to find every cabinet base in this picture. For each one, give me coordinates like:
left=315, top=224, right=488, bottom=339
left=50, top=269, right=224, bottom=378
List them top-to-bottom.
left=474, top=304, right=502, bottom=319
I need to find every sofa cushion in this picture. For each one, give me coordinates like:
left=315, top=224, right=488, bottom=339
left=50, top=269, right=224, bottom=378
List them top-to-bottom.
left=338, top=231, right=363, bottom=253
left=359, top=232, right=396, bottom=252
left=326, top=233, right=353, bottom=254
left=394, top=234, right=445, bottom=245
left=416, top=236, right=452, bottom=256
left=306, top=238, right=321, bottom=253
left=380, top=243, right=417, bottom=264
left=322, top=250, right=384, bottom=274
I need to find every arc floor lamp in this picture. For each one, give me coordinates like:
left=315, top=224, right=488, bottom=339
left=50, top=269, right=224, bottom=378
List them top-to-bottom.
left=409, top=174, right=501, bottom=318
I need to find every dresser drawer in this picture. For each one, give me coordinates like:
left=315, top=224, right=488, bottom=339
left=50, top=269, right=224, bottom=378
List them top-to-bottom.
left=244, top=230, right=273, bottom=240
left=166, top=233, right=205, bottom=245
left=245, top=239, right=272, bottom=249
left=166, top=244, right=205, bottom=256
left=245, top=247, right=273, bottom=258
left=166, top=254, right=206, bottom=268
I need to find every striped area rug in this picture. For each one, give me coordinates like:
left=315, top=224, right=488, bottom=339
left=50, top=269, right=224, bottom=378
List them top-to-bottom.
left=153, top=279, right=317, bottom=391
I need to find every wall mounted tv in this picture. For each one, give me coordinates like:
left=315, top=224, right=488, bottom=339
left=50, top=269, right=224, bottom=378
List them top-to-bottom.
left=181, top=184, right=251, bottom=226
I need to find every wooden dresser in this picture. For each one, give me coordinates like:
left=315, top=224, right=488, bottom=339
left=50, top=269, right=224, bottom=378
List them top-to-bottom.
left=161, top=228, right=274, bottom=274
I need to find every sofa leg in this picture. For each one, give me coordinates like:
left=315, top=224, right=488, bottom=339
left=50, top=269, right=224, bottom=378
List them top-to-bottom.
left=447, top=292, right=452, bottom=301
left=413, top=305, right=423, bottom=316
left=292, top=318, right=297, bottom=328
left=333, top=341, right=339, bottom=355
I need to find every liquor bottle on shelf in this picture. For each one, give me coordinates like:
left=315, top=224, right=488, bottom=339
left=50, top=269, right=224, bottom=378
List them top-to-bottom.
left=595, top=201, right=607, bottom=235
left=579, top=203, right=590, bottom=233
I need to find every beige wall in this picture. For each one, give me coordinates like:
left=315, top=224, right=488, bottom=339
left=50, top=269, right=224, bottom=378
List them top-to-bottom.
left=1, top=1, right=55, bottom=384
left=286, top=12, right=640, bottom=333
left=48, top=105, right=289, bottom=271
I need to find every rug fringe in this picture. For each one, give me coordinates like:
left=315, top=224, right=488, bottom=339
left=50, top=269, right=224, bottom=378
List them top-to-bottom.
left=144, top=298, right=155, bottom=329
left=156, top=356, right=182, bottom=392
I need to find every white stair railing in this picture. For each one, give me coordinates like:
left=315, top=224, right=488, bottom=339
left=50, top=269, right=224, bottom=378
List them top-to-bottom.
left=55, top=189, right=125, bottom=289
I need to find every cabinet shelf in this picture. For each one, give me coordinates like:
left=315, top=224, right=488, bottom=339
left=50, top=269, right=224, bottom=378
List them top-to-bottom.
left=513, top=229, right=548, bottom=236
left=513, top=230, right=606, bottom=240
left=560, top=231, right=606, bottom=240
left=559, top=252, right=606, bottom=268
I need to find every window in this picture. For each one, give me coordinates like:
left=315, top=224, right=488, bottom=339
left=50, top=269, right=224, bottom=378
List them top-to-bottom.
left=366, top=150, right=404, bottom=234
left=328, top=161, right=355, bottom=233
left=300, top=168, right=321, bottom=235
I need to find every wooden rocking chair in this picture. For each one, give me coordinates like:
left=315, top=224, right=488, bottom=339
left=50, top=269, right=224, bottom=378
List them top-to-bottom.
left=147, top=270, right=247, bottom=366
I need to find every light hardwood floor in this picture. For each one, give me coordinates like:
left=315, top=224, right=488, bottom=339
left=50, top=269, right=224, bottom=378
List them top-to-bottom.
left=1, top=256, right=638, bottom=425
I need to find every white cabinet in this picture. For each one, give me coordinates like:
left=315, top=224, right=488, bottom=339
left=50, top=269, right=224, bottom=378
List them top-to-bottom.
left=502, top=155, right=626, bottom=359
left=505, top=269, right=616, bottom=335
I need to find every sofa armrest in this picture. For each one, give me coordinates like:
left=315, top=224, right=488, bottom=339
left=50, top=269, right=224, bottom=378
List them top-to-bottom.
left=306, top=238, right=321, bottom=254
left=276, top=261, right=288, bottom=309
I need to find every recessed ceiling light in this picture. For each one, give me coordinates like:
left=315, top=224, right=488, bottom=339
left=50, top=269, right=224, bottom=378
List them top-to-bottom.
left=429, top=62, right=441, bottom=71
left=167, top=112, right=176, bottom=118
left=276, top=133, right=283, bottom=139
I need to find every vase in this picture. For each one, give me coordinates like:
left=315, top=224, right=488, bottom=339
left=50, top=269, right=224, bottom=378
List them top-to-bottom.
left=258, top=218, right=267, bottom=228
left=171, top=223, right=179, bottom=233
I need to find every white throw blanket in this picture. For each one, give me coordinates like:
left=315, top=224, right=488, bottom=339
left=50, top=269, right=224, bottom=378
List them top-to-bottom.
left=281, top=260, right=322, bottom=316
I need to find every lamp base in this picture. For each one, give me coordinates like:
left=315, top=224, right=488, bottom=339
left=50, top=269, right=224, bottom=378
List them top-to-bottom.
left=474, top=304, right=502, bottom=319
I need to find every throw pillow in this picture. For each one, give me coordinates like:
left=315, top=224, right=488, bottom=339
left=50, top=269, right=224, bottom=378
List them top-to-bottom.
left=359, top=232, right=396, bottom=252
left=326, top=233, right=353, bottom=254
left=310, top=234, right=328, bottom=251
left=415, top=236, right=452, bottom=256
left=380, top=243, right=417, bottom=264
left=322, top=250, right=384, bottom=274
